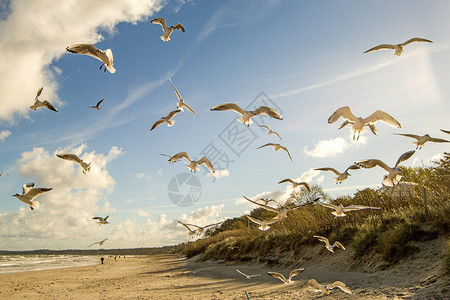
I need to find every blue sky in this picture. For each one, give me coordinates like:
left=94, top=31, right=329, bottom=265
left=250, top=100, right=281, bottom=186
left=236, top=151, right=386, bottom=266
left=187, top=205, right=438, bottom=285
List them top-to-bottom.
left=0, top=0, right=449, bottom=250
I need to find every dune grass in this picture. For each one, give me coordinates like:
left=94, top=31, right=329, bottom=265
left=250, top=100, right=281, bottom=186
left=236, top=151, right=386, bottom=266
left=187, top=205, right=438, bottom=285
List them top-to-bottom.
left=182, top=153, right=450, bottom=269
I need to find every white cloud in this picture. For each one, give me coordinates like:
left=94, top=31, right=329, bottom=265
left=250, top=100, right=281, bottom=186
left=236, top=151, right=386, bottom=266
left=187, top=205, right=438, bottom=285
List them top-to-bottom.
left=0, top=0, right=164, bottom=121
left=0, top=130, right=11, bottom=142
left=303, top=137, right=349, bottom=158
left=0, top=144, right=122, bottom=250
left=208, top=169, right=230, bottom=179
left=136, top=172, right=152, bottom=180
left=126, top=198, right=135, bottom=204
left=137, top=209, right=150, bottom=217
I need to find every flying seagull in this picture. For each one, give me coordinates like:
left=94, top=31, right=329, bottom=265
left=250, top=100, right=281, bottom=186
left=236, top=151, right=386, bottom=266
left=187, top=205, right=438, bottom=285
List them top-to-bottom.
left=151, top=17, right=185, bottom=42
left=364, top=37, right=432, bottom=56
left=66, top=44, right=115, bottom=73
left=168, top=78, right=201, bottom=118
left=30, top=87, right=58, bottom=112
left=89, top=99, right=104, bottom=110
left=211, top=103, right=282, bottom=126
left=328, top=106, right=401, bottom=141
left=150, top=109, right=181, bottom=131
left=258, top=125, right=282, bottom=140
left=441, top=129, right=450, bottom=134
left=395, top=133, right=449, bottom=149
left=257, top=143, right=293, bottom=162
left=355, top=150, right=416, bottom=186
left=159, top=152, right=191, bottom=164
left=168, top=152, right=214, bottom=174
left=56, top=153, right=91, bottom=175
left=314, top=164, right=360, bottom=184
left=278, top=179, right=311, bottom=191
left=13, top=183, right=52, bottom=210
left=319, top=202, right=380, bottom=217
left=92, top=215, right=109, bottom=226
left=245, top=215, right=278, bottom=231
left=177, top=221, right=197, bottom=238
left=183, top=221, right=224, bottom=235
left=313, top=235, right=346, bottom=253
left=87, top=238, right=108, bottom=248
left=236, top=269, right=261, bottom=279
left=266, top=269, right=304, bottom=286
left=305, top=279, right=352, bottom=296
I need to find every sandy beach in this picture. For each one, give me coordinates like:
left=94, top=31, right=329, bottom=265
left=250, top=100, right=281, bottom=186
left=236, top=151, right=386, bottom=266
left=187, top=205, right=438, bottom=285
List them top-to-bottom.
left=0, top=241, right=447, bottom=300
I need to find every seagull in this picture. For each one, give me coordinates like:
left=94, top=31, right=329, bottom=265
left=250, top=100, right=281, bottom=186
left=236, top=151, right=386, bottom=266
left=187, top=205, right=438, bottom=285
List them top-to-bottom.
left=151, top=17, right=185, bottom=42
left=364, top=38, right=432, bottom=56
left=66, top=44, right=115, bottom=73
left=168, top=78, right=201, bottom=118
left=30, top=87, right=58, bottom=112
left=89, top=99, right=104, bottom=110
left=210, top=103, right=283, bottom=126
left=328, top=106, right=401, bottom=141
left=150, top=109, right=182, bottom=131
left=258, top=125, right=282, bottom=140
left=441, top=129, right=450, bottom=134
left=395, top=133, right=449, bottom=149
left=257, top=143, right=293, bottom=162
left=355, top=150, right=416, bottom=186
left=159, top=152, right=191, bottom=164
left=170, top=152, right=214, bottom=174
left=56, top=153, right=91, bottom=175
left=314, top=164, right=360, bottom=184
left=0, top=172, right=9, bottom=176
left=278, top=179, right=311, bottom=191
left=12, top=183, right=52, bottom=210
left=243, top=196, right=318, bottom=222
left=319, top=202, right=380, bottom=218
left=92, top=215, right=109, bottom=226
left=245, top=215, right=278, bottom=231
left=178, top=221, right=197, bottom=238
left=183, top=221, right=224, bottom=235
left=313, top=236, right=346, bottom=253
left=87, top=238, right=108, bottom=248
left=236, top=269, right=261, bottom=279
left=266, top=269, right=304, bottom=286
left=305, top=279, right=352, bottom=296
left=328, top=281, right=353, bottom=294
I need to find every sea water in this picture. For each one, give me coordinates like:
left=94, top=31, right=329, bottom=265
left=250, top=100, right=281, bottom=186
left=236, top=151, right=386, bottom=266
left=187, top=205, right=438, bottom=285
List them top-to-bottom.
left=0, top=255, right=99, bottom=274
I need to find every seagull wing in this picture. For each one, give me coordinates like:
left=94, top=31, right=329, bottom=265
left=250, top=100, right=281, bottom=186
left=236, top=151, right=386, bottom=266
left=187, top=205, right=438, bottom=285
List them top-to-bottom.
left=151, top=17, right=168, bottom=32
left=173, top=23, right=185, bottom=32
left=402, top=37, right=433, bottom=46
left=66, top=44, right=101, bottom=61
left=364, top=44, right=396, bottom=53
left=168, top=78, right=182, bottom=101
left=35, top=87, right=43, bottom=99
left=96, top=99, right=104, bottom=107
left=42, top=100, right=58, bottom=112
left=181, top=102, right=201, bottom=118
left=210, top=103, right=246, bottom=115
left=252, top=106, right=283, bottom=120
left=328, top=106, right=357, bottom=124
left=167, top=109, right=182, bottom=120
left=364, top=110, right=401, bottom=128
left=150, top=119, right=165, bottom=131
left=338, top=120, right=352, bottom=129
left=258, top=125, right=270, bottom=131
left=441, top=129, right=450, bottom=134
left=272, top=131, right=283, bottom=140
left=395, top=133, right=421, bottom=140
left=428, top=137, right=450, bottom=143
left=256, top=143, right=277, bottom=149
left=280, top=146, right=293, bottom=162
left=394, top=150, right=415, bottom=168
left=172, top=152, right=192, bottom=163
left=57, top=153, right=84, bottom=165
left=197, top=157, right=214, bottom=173
left=356, top=159, right=391, bottom=172
left=344, top=164, right=361, bottom=172
left=314, top=167, right=341, bottom=175
left=278, top=178, right=295, bottom=185
left=298, top=182, right=311, bottom=191
left=22, top=183, right=35, bottom=194
left=26, top=187, right=52, bottom=200
left=243, top=196, right=279, bottom=213
left=318, top=202, right=339, bottom=210
left=343, top=205, right=380, bottom=212
left=104, top=215, right=109, bottom=221
left=246, top=215, right=263, bottom=226
left=92, top=217, right=103, bottom=221
left=177, top=221, right=194, bottom=232
left=203, top=221, right=224, bottom=229
left=183, top=223, right=201, bottom=229
left=313, top=235, right=330, bottom=246
left=101, top=238, right=108, bottom=243
left=333, top=241, right=346, bottom=250
left=87, top=242, right=99, bottom=248
left=288, top=268, right=304, bottom=281
left=236, top=269, right=248, bottom=277
left=267, top=272, right=287, bottom=283
left=306, top=279, right=323, bottom=290
left=328, top=281, right=352, bottom=294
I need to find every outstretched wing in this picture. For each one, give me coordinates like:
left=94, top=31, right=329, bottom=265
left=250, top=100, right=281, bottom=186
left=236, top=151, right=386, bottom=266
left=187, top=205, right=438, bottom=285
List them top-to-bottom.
left=151, top=17, right=168, bottom=31
left=173, top=23, right=185, bottom=32
left=402, top=37, right=432, bottom=46
left=66, top=44, right=102, bottom=62
left=364, top=44, right=396, bottom=53
left=168, top=78, right=182, bottom=101
left=35, top=87, right=43, bottom=99
left=96, top=99, right=104, bottom=107
left=43, top=100, right=58, bottom=112
left=182, top=102, right=201, bottom=118
left=210, top=103, right=246, bottom=115
left=252, top=106, right=283, bottom=120
left=328, top=106, right=357, bottom=124
left=167, top=109, right=182, bottom=119
left=364, top=110, right=401, bottom=128
left=150, top=119, right=165, bottom=131
left=441, top=129, right=450, bottom=134
left=395, top=133, right=421, bottom=140
left=428, top=137, right=449, bottom=143
left=256, top=143, right=278, bottom=149
left=280, top=146, right=293, bottom=162
left=394, top=150, right=415, bottom=168
left=173, top=152, right=192, bottom=163
left=197, top=157, right=214, bottom=173
left=356, top=159, right=391, bottom=172
left=345, top=164, right=360, bottom=173
left=314, top=167, right=340, bottom=175
left=278, top=178, right=295, bottom=185
left=26, top=187, right=52, bottom=200
left=243, top=196, right=278, bottom=213
left=318, top=202, right=338, bottom=210
left=343, top=205, right=380, bottom=212
left=245, top=215, right=263, bottom=226
left=177, top=221, right=194, bottom=232
left=203, top=221, right=224, bottom=229
left=313, top=235, right=329, bottom=245
left=333, top=241, right=346, bottom=250
left=87, top=242, right=98, bottom=248
left=288, top=268, right=304, bottom=281
left=236, top=269, right=248, bottom=277
left=266, top=272, right=287, bottom=283
left=306, top=279, right=323, bottom=290
left=328, top=281, right=352, bottom=294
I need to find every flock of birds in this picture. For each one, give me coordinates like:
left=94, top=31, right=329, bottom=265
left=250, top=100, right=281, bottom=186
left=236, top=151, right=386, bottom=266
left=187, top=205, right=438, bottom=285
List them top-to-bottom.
left=2, top=14, right=449, bottom=297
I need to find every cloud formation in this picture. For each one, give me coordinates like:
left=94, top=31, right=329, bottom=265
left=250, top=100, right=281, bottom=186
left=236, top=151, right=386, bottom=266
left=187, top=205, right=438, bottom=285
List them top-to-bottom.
left=0, top=130, right=11, bottom=142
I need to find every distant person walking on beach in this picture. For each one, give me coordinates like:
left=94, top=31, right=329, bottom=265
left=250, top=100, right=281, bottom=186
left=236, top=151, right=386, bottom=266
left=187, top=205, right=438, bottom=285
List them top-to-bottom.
left=114, top=256, right=117, bottom=261
left=101, top=257, right=104, bottom=264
